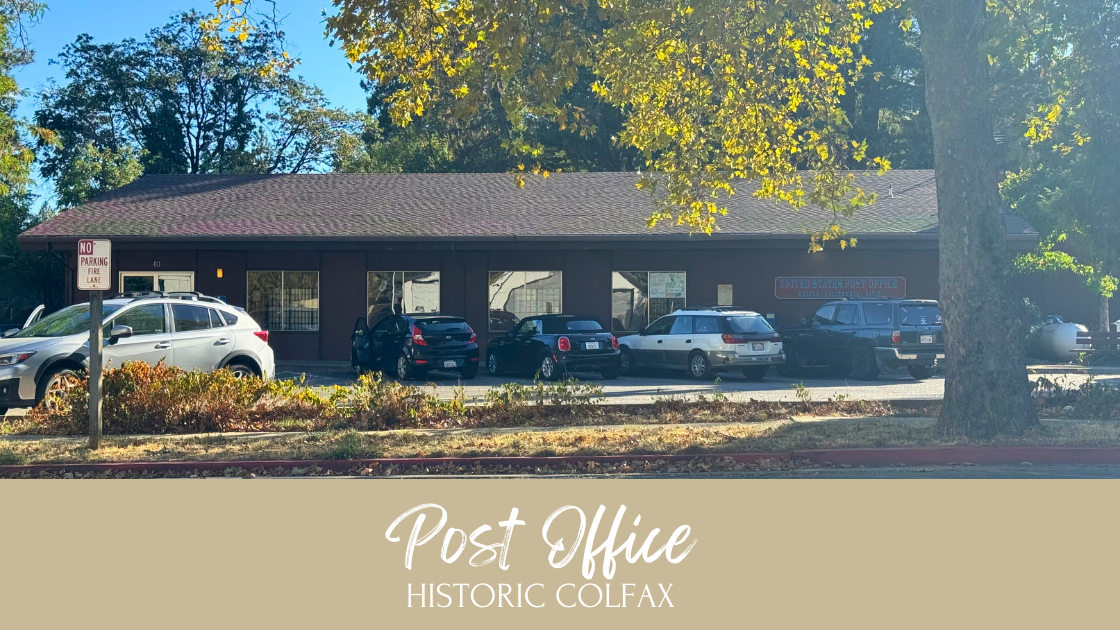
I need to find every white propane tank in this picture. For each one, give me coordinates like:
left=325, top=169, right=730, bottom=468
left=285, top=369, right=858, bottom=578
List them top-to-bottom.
left=1032, top=315, right=1090, bottom=362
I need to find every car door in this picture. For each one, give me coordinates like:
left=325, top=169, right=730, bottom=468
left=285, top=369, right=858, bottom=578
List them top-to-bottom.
left=102, top=303, right=175, bottom=369
left=170, top=303, right=221, bottom=371
left=827, top=303, right=861, bottom=362
left=800, top=304, right=837, bottom=364
left=661, top=315, right=694, bottom=369
left=367, top=316, right=397, bottom=368
left=633, top=316, right=674, bottom=366
left=351, top=317, right=371, bottom=366
left=385, top=317, right=410, bottom=363
left=514, top=319, right=544, bottom=373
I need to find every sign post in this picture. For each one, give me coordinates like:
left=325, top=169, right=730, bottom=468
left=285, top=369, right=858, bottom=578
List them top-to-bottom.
left=77, top=239, right=111, bottom=449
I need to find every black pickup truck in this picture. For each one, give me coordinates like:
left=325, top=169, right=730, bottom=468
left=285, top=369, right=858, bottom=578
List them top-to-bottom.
left=777, top=299, right=944, bottom=380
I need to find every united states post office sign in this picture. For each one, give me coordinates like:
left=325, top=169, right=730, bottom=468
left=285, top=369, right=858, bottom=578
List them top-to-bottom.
left=774, top=276, right=906, bottom=300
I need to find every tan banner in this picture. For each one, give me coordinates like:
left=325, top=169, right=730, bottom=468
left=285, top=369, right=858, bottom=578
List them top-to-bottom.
left=0, top=480, right=1115, bottom=628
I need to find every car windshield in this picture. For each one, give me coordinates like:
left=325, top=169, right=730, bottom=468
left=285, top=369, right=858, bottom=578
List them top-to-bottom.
left=12, top=303, right=122, bottom=338
left=899, top=305, right=942, bottom=326
left=727, top=315, right=774, bottom=334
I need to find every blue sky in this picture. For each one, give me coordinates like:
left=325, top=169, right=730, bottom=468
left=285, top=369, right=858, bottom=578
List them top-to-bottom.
left=16, top=0, right=368, bottom=117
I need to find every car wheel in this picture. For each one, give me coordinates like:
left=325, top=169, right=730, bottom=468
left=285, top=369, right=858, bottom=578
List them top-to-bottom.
left=776, top=345, right=800, bottom=376
left=850, top=346, right=880, bottom=380
left=619, top=347, right=637, bottom=376
left=486, top=351, right=504, bottom=376
left=688, top=351, right=714, bottom=380
left=396, top=354, right=414, bottom=381
left=538, top=354, right=560, bottom=381
left=227, top=361, right=257, bottom=379
left=460, top=363, right=479, bottom=380
left=600, top=364, right=620, bottom=380
left=907, top=365, right=936, bottom=380
left=742, top=366, right=768, bottom=381
left=37, top=367, right=80, bottom=412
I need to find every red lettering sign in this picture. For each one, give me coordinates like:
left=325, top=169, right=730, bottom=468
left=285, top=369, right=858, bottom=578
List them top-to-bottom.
left=775, top=277, right=906, bottom=300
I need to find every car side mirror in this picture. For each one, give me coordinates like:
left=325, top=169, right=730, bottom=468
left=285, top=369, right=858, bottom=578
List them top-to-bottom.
left=801, top=317, right=809, bottom=327
left=109, top=325, right=133, bottom=343
left=638, top=327, right=647, bottom=335
left=2, top=328, right=17, bottom=338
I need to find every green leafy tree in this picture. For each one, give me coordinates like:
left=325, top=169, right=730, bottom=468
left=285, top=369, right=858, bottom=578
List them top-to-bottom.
left=994, top=0, right=1120, bottom=332
left=0, top=1, right=66, bottom=320
left=35, top=10, right=371, bottom=200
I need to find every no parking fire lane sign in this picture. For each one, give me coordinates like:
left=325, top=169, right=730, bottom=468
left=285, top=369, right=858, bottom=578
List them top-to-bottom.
left=77, top=238, right=112, bottom=291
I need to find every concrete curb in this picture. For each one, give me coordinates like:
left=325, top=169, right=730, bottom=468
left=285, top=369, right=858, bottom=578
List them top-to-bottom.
left=6, top=447, right=1120, bottom=475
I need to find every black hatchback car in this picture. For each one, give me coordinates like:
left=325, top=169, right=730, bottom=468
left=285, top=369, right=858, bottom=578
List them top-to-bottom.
left=777, top=299, right=944, bottom=380
left=351, top=314, right=480, bottom=380
left=485, top=314, right=621, bottom=380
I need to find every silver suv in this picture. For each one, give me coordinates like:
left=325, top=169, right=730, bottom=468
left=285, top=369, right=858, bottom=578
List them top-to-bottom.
left=0, top=292, right=275, bottom=415
left=618, top=306, right=785, bottom=380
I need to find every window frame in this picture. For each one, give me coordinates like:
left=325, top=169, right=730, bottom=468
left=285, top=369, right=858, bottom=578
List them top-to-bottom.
left=246, top=270, right=321, bottom=333
left=487, top=270, right=563, bottom=332
left=611, top=271, right=687, bottom=333
left=104, top=303, right=169, bottom=338
left=170, top=303, right=214, bottom=334
left=834, top=303, right=860, bottom=326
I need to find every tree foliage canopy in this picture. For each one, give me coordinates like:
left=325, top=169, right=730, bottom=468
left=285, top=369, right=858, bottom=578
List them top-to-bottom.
left=326, top=0, right=894, bottom=242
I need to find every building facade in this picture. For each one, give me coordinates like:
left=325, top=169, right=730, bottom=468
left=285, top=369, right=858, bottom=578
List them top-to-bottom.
left=18, top=170, right=1097, bottom=362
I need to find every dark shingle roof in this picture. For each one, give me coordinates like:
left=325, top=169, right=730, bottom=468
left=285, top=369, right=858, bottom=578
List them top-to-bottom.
left=19, top=170, right=1036, bottom=241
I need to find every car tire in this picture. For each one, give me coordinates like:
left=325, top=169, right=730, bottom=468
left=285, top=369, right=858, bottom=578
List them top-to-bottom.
left=776, top=345, right=800, bottom=377
left=850, top=346, right=880, bottom=380
left=619, top=347, right=638, bottom=376
left=486, top=351, right=504, bottom=376
left=688, top=351, right=714, bottom=380
left=396, top=353, right=415, bottom=381
left=538, top=354, right=560, bottom=381
left=227, top=360, right=258, bottom=379
left=460, top=363, right=479, bottom=380
left=600, top=364, right=620, bottom=380
left=907, top=365, right=936, bottom=380
left=37, top=366, right=80, bottom=411
left=741, top=366, right=768, bottom=381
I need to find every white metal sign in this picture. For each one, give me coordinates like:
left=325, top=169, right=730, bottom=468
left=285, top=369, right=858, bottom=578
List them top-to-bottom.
left=77, top=239, right=112, bottom=291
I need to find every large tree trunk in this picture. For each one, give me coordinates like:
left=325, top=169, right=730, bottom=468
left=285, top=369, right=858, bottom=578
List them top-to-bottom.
left=918, top=0, right=1039, bottom=437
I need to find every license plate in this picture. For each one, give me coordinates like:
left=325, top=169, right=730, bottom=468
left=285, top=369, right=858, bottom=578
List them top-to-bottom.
left=920, top=335, right=934, bottom=344
left=585, top=341, right=600, bottom=350
left=752, top=342, right=765, bottom=351
left=443, top=360, right=457, bottom=368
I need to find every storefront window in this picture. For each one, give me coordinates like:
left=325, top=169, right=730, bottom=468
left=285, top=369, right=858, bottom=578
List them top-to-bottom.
left=247, top=271, right=319, bottom=331
left=488, top=271, right=562, bottom=331
left=611, top=271, right=686, bottom=332
left=367, top=272, right=441, bottom=323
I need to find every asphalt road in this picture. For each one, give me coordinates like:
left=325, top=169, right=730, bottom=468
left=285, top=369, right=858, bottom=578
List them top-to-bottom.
left=274, top=366, right=1111, bottom=405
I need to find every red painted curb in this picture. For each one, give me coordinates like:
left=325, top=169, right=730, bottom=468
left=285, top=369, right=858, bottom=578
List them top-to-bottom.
left=792, top=447, right=1120, bottom=466
left=0, top=452, right=787, bottom=475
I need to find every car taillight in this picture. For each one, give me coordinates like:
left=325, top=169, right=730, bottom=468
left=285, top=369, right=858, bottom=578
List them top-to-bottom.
left=411, top=324, right=427, bottom=346
left=467, top=325, right=477, bottom=345
left=892, top=330, right=901, bottom=344
left=253, top=331, right=269, bottom=343
left=722, top=334, right=745, bottom=344
left=611, top=335, right=619, bottom=350
left=558, top=336, right=571, bottom=352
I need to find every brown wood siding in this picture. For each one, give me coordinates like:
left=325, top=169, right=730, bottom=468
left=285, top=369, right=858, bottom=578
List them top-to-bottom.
left=54, top=239, right=1107, bottom=362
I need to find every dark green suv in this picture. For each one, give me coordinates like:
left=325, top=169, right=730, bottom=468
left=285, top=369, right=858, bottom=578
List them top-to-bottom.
left=777, top=299, right=944, bottom=380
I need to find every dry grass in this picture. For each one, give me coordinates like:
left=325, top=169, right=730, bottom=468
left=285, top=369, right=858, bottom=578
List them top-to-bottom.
left=3, top=417, right=1120, bottom=467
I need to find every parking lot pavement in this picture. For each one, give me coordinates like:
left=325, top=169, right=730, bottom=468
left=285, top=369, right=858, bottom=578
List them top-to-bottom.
left=273, top=367, right=1115, bottom=405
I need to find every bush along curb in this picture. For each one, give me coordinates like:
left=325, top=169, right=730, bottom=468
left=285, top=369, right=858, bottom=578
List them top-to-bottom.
left=5, top=447, right=1120, bottom=477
